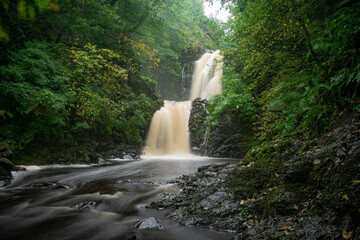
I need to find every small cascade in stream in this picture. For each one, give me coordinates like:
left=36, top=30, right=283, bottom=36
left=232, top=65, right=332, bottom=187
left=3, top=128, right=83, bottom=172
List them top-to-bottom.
left=143, top=50, right=223, bottom=156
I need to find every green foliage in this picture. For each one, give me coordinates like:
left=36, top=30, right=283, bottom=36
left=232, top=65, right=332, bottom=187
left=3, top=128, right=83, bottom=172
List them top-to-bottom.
left=0, top=0, right=59, bottom=41
left=209, top=0, right=360, bottom=146
left=0, top=38, right=160, bottom=150
left=0, top=41, right=71, bottom=148
left=68, top=43, right=157, bottom=143
left=207, top=68, right=256, bottom=126
left=120, top=93, right=157, bottom=143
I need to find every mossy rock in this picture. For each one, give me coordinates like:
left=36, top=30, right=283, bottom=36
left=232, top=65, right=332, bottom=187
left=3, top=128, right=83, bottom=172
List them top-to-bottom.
left=0, top=143, right=10, bottom=152
left=0, top=157, right=15, bottom=168
left=0, top=158, right=14, bottom=177
left=0, top=166, right=11, bottom=177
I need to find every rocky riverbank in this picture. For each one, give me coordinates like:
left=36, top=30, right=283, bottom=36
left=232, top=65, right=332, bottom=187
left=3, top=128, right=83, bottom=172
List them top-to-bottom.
left=150, top=114, right=360, bottom=239
left=7, top=137, right=142, bottom=166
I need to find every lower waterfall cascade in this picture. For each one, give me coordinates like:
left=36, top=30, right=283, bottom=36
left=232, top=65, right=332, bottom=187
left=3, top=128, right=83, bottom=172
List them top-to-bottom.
left=143, top=50, right=223, bottom=156
left=144, top=101, right=191, bottom=155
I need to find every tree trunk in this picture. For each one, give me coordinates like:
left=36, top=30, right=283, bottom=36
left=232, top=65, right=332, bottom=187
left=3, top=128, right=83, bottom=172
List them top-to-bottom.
left=289, top=0, right=328, bottom=73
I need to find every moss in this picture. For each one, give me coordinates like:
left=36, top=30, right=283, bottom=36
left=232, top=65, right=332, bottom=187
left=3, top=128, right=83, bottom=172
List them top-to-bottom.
left=0, top=143, right=10, bottom=152
left=310, top=156, right=359, bottom=193
left=0, top=157, right=15, bottom=167
left=0, top=158, right=14, bottom=177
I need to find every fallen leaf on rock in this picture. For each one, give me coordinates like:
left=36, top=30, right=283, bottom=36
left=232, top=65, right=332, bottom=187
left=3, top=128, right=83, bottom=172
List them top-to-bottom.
left=343, top=194, right=349, bottom=200
left=282, top=225, right=294, bottom=231
left=342, top=230, right=352, bottom=239
left=272, top=233, right=280, bottom=239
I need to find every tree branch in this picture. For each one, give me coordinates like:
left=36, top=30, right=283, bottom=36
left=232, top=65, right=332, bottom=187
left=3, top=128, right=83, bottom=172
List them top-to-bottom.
left=289, top=0, right=328, bottom=72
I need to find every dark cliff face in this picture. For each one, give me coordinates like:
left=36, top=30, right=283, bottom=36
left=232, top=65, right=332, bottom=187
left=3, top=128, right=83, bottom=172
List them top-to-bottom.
left=179, top=61, right=194, bottom=101
left=188, top=98, right=253, bottom=158
left=188, top=98, right=209, bottom=155
left=206, top=112, right=252, bottom=159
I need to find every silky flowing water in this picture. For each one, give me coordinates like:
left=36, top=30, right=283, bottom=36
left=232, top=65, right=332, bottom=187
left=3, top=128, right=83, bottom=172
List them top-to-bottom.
left=0, top=51, right=226, bottom=239
left=144, top=101, right=192, bottom=155
left=0, top=158, right=237, bottom=240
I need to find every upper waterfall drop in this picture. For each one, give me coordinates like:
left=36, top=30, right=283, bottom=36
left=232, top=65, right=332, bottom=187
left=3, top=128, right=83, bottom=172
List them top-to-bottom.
left=190, top=50, right=223, bottom=100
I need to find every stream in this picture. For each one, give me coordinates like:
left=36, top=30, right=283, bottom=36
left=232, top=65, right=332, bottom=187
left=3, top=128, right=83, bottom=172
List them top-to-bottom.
left=0, top=157, right=238, bottom=240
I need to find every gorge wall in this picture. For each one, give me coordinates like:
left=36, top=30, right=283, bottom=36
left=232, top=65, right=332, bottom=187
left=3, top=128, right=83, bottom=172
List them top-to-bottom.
left=188, top=98, right=253, bottom=159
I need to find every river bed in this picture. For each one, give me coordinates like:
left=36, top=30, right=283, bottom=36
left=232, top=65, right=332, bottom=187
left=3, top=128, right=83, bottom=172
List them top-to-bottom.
left=0, top=157, right=238, bottom=240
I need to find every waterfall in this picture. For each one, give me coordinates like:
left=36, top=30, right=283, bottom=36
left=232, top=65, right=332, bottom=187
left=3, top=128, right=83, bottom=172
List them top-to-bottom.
left=143, top=50, right=223, bottom=156
left=190, top=50, right=223, bottom=100
left=144, top=101, right=191, bottom=155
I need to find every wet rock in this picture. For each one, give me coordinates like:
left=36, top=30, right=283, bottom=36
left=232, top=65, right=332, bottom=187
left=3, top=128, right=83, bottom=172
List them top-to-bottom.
left=188, top=98, right=209, bottom=155
left=205, top=112, right=252, bottom=158
left=13, top=134, right=144, bottom=165
left=336, top=143, right=348, bottom=157
left=0, top=144, right=15, bottom=178
left=103, top=145, right=140, bottom=160
left=98, top=157, right=106, bottom=164
left=283, top=157, right=312, bottom=183
left=0, top=158, right=15, bottom=177
left=149, top=163, right=243, bottom=231
left=15, top=166, right=27, bottom=171
left=24, top=182, right=69, bottom=190
left=268, top=189, right=297, bottom=216
left=72, top=201, right=97, bottom=210
left=134, top=217, right=164, bottom=230
left=128, top=235, right=137, bottom=240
